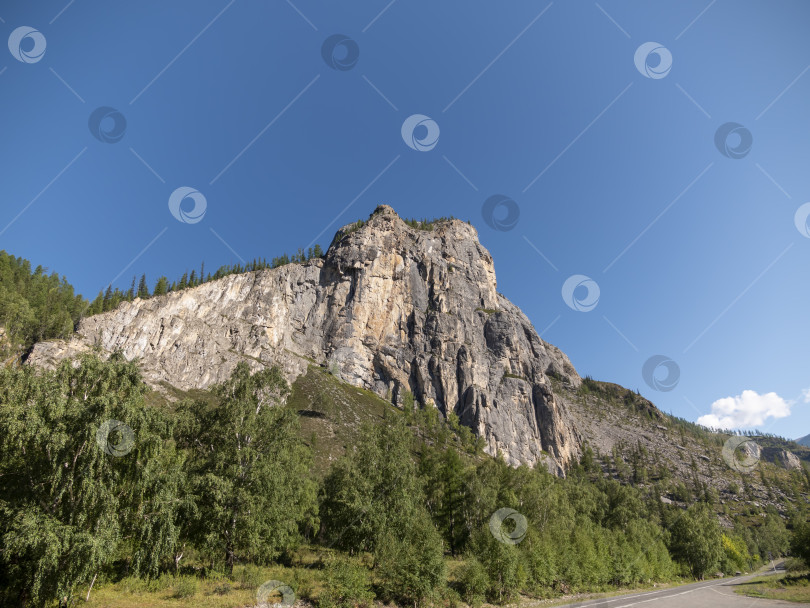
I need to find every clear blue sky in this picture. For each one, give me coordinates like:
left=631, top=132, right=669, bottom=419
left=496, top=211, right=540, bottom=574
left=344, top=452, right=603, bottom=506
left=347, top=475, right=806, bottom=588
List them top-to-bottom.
left=2, top=0, right=808, bottom=439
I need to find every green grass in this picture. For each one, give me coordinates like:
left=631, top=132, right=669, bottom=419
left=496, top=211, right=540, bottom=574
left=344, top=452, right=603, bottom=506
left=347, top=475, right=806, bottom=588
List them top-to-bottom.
left=287, top=365, right=401, bottom=477
left=81, top=560, right=326, bottom=608
left=735, top=571, right=810, bottom=603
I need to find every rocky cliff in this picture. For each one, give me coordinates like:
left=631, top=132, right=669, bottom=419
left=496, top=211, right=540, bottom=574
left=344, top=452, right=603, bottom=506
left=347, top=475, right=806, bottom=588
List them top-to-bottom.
left=28, top=205, right=582, bottom=473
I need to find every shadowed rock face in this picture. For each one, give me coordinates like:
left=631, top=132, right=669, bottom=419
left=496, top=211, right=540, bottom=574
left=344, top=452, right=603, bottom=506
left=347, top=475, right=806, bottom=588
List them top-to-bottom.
left=27, top=205, right=581, bottom=473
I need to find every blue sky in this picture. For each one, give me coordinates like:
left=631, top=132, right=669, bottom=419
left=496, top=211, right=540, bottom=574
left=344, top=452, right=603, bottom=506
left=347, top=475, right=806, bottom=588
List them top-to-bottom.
left=1, top=0, right=808, bottom=439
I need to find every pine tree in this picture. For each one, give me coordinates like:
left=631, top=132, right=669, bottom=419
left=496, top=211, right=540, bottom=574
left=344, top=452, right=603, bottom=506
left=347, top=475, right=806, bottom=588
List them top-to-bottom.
left=137, top=274, right=149, bottom=299
left=153, top=276, right=169, bottom=296
left=102, top=284, right=113, bottom=311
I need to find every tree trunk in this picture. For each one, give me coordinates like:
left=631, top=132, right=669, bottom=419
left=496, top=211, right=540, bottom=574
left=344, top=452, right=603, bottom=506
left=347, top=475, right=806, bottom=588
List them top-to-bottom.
left=226, top=545, right=235, bottom=577
left=86, top=573, right=98, bottom=601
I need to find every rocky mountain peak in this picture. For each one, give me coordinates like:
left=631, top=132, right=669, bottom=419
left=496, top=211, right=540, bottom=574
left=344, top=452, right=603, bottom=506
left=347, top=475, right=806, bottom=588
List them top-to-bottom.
left=28, top=206, right=581, bottom=473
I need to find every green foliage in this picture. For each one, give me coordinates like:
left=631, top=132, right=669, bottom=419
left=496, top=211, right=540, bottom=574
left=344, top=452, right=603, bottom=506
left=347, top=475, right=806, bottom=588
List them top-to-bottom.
left=87, top=248, right=327, bottom=316
left=0, top=250, right=86, bottom=356
left=0, top=354, right=184, bottom=607
left=176, top=362, right=318, bottom=575
left=320, top=415, right=422, bottom=553
left=668, top=503, right=723, bottom=579
left=375, top=507, right=446, bottom=607
left=755, top=512, right=790, bottom=559
left=790, top=522, right=810, bottom=565
left=469, top=526, right=526, bottom=603
left=720, top=533, right=752, bottom=574
left=318, top=556, right=374, bottom=608
left=458, top=557, right=489, bottom=607
left=239, top=563, right=265, bottom=589
left=171, top=575, right=199, bottom=598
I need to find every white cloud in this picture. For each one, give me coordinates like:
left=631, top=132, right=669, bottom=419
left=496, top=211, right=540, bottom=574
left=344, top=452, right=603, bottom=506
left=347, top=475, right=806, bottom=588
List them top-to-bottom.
left=802, top=388, right=810, bottom=403
left=697, top=389, right=793, bottom=430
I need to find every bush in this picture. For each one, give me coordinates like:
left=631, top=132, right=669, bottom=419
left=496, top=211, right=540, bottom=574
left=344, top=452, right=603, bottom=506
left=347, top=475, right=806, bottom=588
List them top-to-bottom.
left=375, top=509, right=447, bottom=606
left=790, top=523, right=810, bottom=566
left=469, top=527, right=527, bottom=603
left=319, top=556, right=374, bottom=608
left=458, top=558, right=489, bottom=608
left=239, top=564, right=265, bottom=589
left=292, top=567, right=318, bottom=600
left=172, top=576, right=199, bottom=598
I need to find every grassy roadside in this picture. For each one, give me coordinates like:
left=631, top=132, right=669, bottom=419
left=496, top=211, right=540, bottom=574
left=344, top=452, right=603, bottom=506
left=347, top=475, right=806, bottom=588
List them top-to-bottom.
left=77, top=551, right=704, bottom=608
left=734, top=569, right=810, bottom=603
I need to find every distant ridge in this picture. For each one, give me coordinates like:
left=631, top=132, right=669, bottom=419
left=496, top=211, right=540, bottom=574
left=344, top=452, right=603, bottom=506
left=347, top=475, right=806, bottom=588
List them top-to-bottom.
left=797, top=433, right=810, bottom=447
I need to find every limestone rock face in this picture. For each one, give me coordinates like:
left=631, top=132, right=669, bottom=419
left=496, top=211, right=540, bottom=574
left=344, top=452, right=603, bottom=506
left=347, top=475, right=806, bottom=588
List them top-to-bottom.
left=28, top=206, right=581, bottom=473
left=777, top=449, right=802, bottom=471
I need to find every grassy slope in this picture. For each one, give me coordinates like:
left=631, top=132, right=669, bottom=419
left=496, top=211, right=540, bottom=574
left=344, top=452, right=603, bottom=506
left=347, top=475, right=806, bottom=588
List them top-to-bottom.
left=287, top=365, right=402, bottom=477
left=555, top=377, right=810, bottom=524
left=735, top=570, right=810, bottom=603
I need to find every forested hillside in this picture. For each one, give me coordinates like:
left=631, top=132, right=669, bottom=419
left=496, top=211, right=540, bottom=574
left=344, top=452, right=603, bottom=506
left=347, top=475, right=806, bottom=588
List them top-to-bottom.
left=0, top=251, right=86, bottom=359
left=1, top=355, right=809, bottom=607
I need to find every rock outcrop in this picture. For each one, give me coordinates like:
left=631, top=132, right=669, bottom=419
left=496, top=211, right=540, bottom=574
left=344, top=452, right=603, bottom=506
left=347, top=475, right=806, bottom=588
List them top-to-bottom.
left=28, top=205, right=581, bottom=473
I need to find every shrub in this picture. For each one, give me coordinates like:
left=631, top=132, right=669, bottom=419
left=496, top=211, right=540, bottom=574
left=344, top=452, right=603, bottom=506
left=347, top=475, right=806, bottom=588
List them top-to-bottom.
left=375, top=509, right=447, bottom=606
left=469, top=527, right=527, bottom=603
left=319, top=556, right=374, bottom=608
left=458, top=558, right=489, bottom=608
left=239, top=564, right=265, bottom=589
left=292, top=567, right=317, bottom=600
left=172, top=576, right=199, bottom=598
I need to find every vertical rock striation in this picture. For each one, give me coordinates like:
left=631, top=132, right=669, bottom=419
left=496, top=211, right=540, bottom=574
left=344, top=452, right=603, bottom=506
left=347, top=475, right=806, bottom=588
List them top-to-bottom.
left=28, top=205, right=581, bottom=473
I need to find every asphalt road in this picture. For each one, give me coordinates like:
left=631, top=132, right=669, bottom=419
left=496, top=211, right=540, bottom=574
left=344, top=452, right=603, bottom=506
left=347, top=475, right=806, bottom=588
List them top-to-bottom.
left=557, top=572, right=809, bottom=608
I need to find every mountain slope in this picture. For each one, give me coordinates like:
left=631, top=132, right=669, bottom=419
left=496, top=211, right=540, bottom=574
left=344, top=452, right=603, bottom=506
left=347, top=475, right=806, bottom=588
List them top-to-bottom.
left=28, top=205, right=580, bottom=473
left=797, top=434, right=810, bottom=447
